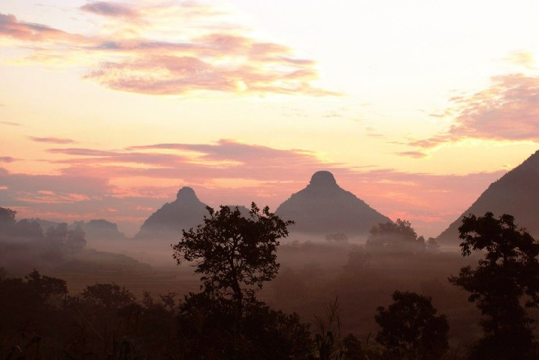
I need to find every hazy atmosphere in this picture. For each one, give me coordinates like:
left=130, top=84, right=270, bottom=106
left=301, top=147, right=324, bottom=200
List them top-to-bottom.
left=1, top=1, right=539, bottom=360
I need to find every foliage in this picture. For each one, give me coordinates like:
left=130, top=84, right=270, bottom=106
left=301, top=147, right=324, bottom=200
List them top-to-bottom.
left=173, top=203, right=293, bottom=305
left=0, top=207, right=16, bottom=226
left=449, top=212, right=539, bottom=359
left=366, top=219, right=426, bottom=252
left=45, top=223, right=87, bottom=254
left=325, top=233, right=349, bottom=244
left=80, top=283, right=136, bottom=309
left=375, top=291, right=449, bottom=359
left=176, top=292, right=313, bottom=359
left=314, top=297, right=343, bottom=359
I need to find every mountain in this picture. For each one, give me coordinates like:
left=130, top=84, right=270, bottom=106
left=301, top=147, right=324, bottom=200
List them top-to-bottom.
left=437, top=150, right=539, bottom=243
left=276, top=171, right=391, bottom=237
left=135, top=187, right=252, bottom=240
left=136, top=187, right=209, bottom=239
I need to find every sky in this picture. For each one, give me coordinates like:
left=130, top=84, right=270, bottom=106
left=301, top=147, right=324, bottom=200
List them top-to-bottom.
left=0, top=0, right=538, bottom=237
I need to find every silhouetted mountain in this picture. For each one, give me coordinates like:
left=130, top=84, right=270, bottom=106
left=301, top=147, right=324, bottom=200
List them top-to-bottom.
left=437, top=150, right=539, bottom=243
left=276, top=171, right=391, bottom=237
left=136, top=187, right=209, bottom=239
left=72, top=219, right=127, bottom=241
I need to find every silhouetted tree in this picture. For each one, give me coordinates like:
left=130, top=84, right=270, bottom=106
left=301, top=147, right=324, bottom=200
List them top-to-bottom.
left=173, top=203, right=293, bottom=308
left=0, top=207, right=16, bottom=226
left=449, top=212, right=539, bottom=359
left=13, top=219, right=44, bottom=239
left=366, top=219, right=426, bottom=252
left=45, top=223, right=86, bottom=254
left=65, top=225, right=86, bottom=254
left=325, top=233, right=349, bottom=244
left=426, top=237, right=440, bottom=252
left=25, top=269, right=68, bottom=302
left=80, top=283, right=136, bottom=309
left=375, top=291, right=449, bottom=359
left=176, top=292, right=313, bottom=359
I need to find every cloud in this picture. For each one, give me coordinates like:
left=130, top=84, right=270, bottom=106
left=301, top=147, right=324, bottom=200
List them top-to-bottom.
left=80, top=2, right=139, bottom=19
left=0, top=3, right=336, bottom=97
left=0, top=13, right=79, bottom=42
left=504, top=51, right=535, bottom=69
left=410, top=73, right=539, bottom=148
left=1, top=121, right=20, bottom=127
left=29, top=136, right=76, bottom=144
left=396, top=151, right=427, bottom=159
left=0, top=157, right=17, bottom=163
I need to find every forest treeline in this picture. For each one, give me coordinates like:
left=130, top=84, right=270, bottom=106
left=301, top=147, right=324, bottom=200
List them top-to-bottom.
left=1, top=205, right=539, bottom=359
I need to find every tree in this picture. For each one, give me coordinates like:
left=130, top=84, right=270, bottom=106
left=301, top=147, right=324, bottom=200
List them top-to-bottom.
left=172, top=203, right=293, bottom=307
left=0, top=207, right=16, bottom=226
left=0, top=207, right=17, bottom=236
left=449, top=212, right=539, bottom=359
left=366, top=219, right=425, bottom=252
left=45, top=223, right=87, bottom=254
left=65, top=225, right=87, bottom=254
left=325, top=233, right=349, bottom=244
left=25, top=269, right=68, bottom=302
left=81, top=283, right=136, bottom=309
left=375, top=291, right=449, bottom=359
left=176, top=292, right=313, bottom=359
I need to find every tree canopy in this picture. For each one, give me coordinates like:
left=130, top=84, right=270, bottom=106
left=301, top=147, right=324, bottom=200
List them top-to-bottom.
left=172, top=203, right=293, bottom=305
left=449, top=212, right=539, bottom=359
left=375, top=291, right=449, bottom=359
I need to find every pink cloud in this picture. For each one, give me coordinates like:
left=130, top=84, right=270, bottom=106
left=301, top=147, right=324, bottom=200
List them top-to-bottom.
left=80, top=2, right=139, bottom=19
left=1, top=3, right=337, bottom=97
left=0, top=13, right=80, bottom=42
left=411, top=73, right=539, bottom=148
left=29, top=136, right=76, bottom=144
left=396, top=151, right=427, bottom=159
left=0, top=157, right=17, bottom=163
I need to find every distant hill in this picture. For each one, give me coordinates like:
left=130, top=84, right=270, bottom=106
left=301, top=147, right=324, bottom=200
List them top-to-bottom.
left=437, top=150, right=539, bottom=243
left=276, top=171, right=391, bottom=237
left=135, top=187, right=208, bottom=239
left=135, top=187, right=252, bottom=240
left=22, top=218, right=126, bottom=242
left=72, top=219, right=127, bottom=241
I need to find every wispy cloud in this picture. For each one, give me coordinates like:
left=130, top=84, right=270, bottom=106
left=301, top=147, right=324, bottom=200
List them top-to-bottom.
left=80, top=2, right=140, bottom=19
left=0, top=13, right=82, bottom=42
left=410, top=73, right=539, bottom=148
left=1, top=121, right=20, bottom=127
left=29, top=136, right=76, bottom=144
left=396, top=151, right=428, bottom=159
left=0, top=157, right=17, bottom=163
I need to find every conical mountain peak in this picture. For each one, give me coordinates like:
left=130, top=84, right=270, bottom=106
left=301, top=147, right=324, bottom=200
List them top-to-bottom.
left=276, top=171, right=390, bottom=236
left=309, top=171, right=338, bottom=188
left=137, top=186, right=208, bottom=239
left=176, top=186, right=198, bottom=202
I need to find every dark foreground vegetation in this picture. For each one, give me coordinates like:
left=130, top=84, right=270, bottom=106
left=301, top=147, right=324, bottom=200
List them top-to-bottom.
left=1, top=206, right=539, bottom=359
